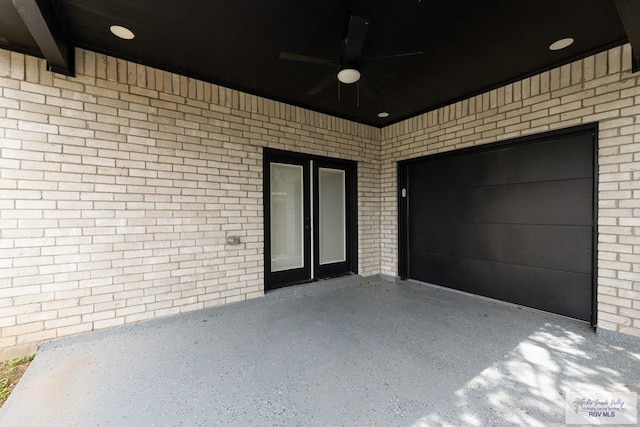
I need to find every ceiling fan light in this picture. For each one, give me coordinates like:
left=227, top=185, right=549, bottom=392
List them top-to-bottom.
left=337, top=68, right=361, bottom=84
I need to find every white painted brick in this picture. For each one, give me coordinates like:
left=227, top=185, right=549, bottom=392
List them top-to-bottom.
left=3, top=88, right=44, bottom=104
left=82, top=311, right=115, bottom=322
left=598, top=312, right=632, bottom=326
left=44, top=316, right=82, bottom=329
left=93, top=317, right=126, bottom=330
left=2, top=321, right=44, bottom=338
left=56, top=323, right=94, bottom=337
left=619, top=326, right=640, bottom=337
left=16, top=329, right=56, bottom=344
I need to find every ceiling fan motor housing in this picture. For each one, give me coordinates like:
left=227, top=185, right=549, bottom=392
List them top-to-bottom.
left=338, top=55, right=361, bottom=84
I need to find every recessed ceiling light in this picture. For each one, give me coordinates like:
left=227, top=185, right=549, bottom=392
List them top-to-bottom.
left=110, top=25, right=135, bottom=40
left=549, top=38, right=574, bottom=51
left=378, top=112, right=390, bottom=118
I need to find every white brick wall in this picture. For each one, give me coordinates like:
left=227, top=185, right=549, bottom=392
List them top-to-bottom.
left=2, top=43, right=640, bottom=358
left=381, top=44, right=640, bottom=338
left=0, top=49, right=381, bottom=360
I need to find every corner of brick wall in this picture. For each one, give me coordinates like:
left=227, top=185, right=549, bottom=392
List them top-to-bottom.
left=379, top=43, right=640, bottom=338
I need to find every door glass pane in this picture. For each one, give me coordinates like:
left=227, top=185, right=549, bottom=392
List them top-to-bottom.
left=270, top=163, right=304, bottom=272
left=319, top=168, right=346, bottom=265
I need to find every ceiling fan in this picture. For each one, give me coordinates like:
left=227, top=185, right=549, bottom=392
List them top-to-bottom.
left=279, top=15, right=423, bottom=100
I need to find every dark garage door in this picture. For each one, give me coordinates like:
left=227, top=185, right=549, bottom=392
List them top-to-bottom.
left=400, top=127, right=595, bottom=322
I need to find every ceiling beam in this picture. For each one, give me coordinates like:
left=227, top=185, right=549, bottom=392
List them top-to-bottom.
left=11, top=0, right=74, bottom=76
left=615, top=0, right=640, bottom=72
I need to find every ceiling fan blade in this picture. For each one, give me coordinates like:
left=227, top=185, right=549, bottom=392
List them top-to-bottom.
left=344, top=15, right=370, bottom=56
left=363, top=51, right=424, bottom=64
left=279, top=52, right=338, bottom=67
left=305, top=73, right=336, bottom=95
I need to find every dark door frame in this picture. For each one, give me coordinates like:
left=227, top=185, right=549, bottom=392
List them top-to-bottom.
left=398, top=123, right=599, bottom=326
left=264, top=147, right=358, bottom=291
left=264, top=151, right=312, bottom=288
left=313, top=158, right=356, bottom=279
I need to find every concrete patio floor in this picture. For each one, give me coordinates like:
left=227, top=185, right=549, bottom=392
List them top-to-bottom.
left=1, top=277, right=639, bottom=426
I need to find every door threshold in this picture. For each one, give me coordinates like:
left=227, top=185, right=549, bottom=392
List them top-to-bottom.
left=265, top=272, right=356, bottom=293
left=265, top=274, right=363, bottom=298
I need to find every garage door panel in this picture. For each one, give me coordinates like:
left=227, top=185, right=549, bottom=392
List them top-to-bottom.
left=403, top=128, right=595, bottom=321
left=411, top=135, right=593, bottom=189
left=466, top=135, right=593, bottom=186
left=409, top=178, right=593, bottom=225
left=408, top=223, right=592, bottom=274
left=409, top=252, right=592, bottom=321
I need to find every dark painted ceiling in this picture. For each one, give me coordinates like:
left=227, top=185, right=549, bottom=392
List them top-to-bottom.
left=0, top=0, right=633, bottom=127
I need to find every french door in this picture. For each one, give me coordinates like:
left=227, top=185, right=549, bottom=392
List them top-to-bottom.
left=264, top=149, right=356, bottom=290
